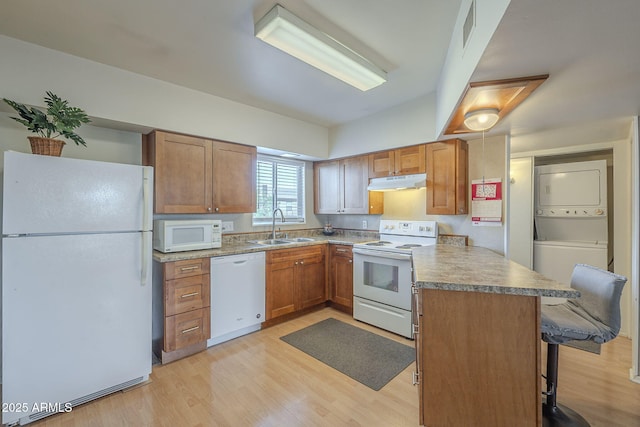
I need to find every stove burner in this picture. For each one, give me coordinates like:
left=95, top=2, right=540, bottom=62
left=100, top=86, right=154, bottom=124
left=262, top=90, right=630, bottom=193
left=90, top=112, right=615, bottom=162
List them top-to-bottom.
left=365, top=241, right=392, bottom=246
left=396, top=244, right=422, bottom=249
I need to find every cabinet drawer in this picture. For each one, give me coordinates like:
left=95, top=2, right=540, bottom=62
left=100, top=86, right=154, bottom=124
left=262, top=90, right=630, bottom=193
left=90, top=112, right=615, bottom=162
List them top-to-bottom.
left=330, top=244, right=352, bottom=259
left=268, top=245, right=325, bottom=263
left=164, top=258, right=210, bottom=281
left=165, top=274, right=210, bottom=316
left=164, top=308, right=211, bottom=352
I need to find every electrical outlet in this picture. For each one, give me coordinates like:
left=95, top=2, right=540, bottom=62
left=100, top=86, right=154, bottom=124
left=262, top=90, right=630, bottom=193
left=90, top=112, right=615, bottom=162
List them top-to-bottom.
left=362, top=220, right=368, bottom=229
left=221, top=221, right=234, bottom=232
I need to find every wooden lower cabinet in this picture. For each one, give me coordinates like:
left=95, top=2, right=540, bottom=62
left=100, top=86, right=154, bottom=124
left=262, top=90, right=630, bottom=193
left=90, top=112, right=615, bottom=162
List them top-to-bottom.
left=329, top=244, right=353, bottom=312
left=266, top=245, right=327, bottom=320
left=157, top=258, right=211, bottom=364
left=417, top=289, right=541, bottom=426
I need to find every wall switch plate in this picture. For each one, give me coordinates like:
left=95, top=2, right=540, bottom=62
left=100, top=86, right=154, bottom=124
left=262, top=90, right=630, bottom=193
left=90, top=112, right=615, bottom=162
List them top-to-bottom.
left=362, top=220, right=368, bottom=229
left=221, top=221, right=234, bottom=232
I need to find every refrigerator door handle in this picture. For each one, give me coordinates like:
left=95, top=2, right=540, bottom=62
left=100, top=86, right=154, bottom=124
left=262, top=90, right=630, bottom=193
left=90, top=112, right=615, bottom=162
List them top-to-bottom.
left=141, top=167, right=153, bottom=286
left=142, top=167, right=153, bottom=231
left=141, top=231, right=151, bottom=286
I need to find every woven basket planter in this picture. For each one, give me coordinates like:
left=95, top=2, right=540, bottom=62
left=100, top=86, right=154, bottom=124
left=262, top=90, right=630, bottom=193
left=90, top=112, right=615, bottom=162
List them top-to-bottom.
left=28, top=137, right=66, bottom=156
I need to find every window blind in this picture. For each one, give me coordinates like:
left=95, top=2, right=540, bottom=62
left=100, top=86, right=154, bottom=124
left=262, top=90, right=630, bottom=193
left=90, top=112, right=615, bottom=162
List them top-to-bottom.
left=254, top=155, right=305, bottom=224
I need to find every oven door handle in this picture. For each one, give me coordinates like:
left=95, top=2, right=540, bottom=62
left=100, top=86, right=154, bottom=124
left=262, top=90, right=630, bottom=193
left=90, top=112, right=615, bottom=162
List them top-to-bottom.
left=352, top=247, right=412, bottom=261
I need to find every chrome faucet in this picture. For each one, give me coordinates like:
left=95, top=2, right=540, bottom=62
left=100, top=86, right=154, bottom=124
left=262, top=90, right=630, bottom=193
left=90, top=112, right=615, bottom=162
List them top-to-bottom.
left=272, top=208, right=285, bottom=239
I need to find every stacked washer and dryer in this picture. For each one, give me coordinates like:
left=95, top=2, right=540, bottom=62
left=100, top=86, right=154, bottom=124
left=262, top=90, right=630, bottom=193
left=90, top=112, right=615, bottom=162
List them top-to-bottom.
left=533, top=159, right=610, bottom=285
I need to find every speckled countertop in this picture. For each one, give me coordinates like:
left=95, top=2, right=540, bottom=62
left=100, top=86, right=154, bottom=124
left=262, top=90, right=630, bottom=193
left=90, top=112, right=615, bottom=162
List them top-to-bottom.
left=152, top=233, right=374, bottom=263
left=412, top=245, right=579, bottom=298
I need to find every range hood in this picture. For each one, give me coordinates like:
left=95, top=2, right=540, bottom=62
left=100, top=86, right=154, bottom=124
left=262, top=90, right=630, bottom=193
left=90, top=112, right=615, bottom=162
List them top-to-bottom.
left=367, top=173, right=427, bottom=192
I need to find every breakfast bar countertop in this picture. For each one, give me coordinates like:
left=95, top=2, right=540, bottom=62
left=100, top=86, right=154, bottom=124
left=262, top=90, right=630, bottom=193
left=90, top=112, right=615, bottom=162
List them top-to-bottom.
left=412, top=245, right=579, bottom=298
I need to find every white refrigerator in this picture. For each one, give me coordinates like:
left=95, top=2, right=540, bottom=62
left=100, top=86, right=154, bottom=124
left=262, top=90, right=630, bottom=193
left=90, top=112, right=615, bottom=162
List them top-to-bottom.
left=1, top=151, right=153, bottom=426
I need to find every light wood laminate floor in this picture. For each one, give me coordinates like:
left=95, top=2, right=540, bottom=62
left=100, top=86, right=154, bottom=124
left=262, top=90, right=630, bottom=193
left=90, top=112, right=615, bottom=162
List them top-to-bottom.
left=30, top=307, right=640, bottom=427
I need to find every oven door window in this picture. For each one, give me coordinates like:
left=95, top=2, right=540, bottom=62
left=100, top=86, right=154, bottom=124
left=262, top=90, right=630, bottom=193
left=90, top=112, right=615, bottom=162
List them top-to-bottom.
left=353, top=250, right=412, bottom=310
left=363, top=261, right=399, bottom=293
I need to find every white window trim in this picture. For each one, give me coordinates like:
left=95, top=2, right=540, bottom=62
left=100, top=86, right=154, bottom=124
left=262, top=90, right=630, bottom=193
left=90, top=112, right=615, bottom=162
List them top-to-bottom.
left=253, top=154, right=306, bottom=226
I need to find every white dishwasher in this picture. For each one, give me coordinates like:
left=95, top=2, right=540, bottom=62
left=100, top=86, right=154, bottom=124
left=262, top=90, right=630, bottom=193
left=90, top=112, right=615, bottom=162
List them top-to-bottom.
left=208, top=251, right=266, bottom=347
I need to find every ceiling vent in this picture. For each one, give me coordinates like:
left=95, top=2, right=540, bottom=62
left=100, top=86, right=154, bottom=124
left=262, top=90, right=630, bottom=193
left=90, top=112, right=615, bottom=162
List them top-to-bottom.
left=463, top=0, right=476, bottom=49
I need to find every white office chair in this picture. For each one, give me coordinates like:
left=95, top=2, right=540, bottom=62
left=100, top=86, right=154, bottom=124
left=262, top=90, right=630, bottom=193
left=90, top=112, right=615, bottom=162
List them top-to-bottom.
left=540, top=263, right=627, bottom=427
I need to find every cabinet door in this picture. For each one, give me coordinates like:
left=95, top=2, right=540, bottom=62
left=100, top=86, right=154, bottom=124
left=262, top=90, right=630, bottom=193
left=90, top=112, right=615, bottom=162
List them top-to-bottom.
left=145, top=131, right=213, bottom=214
left=212, top=140, right=256, bottom=213
left=426, top=140, right=468, bottom=215
left=455, top=140, right=468, bottom=214
left=395, top=145, right=425, bottom=175
left=369, top=146, right=425, bottom=177
left=368, top=150, right=395, bottom=178
left=341, top=155, right=369, bottom=214
left=314, top=160, right=341, bottom=214
left=330, top=245, right=353, bottom=309
left=297, top=247, right=327, bottom=309
left=266, top=252, right=297, bottom=319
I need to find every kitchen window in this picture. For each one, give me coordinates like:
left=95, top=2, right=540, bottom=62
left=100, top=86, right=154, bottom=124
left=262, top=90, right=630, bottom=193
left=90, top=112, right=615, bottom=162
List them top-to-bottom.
left=253, top=155, right=305, bottom=225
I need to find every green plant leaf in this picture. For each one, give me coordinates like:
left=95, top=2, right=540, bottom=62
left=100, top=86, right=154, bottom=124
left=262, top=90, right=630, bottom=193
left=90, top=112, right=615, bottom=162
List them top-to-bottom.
left=3, top=93, right=90, bottom=146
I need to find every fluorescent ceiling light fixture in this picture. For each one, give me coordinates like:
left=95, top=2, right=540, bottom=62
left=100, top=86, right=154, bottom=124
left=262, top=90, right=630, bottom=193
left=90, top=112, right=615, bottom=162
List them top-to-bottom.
left=255, top=4, right=387, bottom=91
left=463, top=108, right=500, bottom=131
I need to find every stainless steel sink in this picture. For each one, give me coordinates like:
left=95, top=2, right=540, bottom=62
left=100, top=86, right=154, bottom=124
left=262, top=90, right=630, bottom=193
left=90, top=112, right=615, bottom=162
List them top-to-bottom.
left=248, top=237, right=315, bottom=246
left=248, top=239, right=292, bottom=246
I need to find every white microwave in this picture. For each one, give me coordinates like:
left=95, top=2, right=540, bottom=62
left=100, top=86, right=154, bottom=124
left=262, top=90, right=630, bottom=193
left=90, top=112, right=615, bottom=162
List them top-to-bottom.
left=153, top=219, right=222, bottom=253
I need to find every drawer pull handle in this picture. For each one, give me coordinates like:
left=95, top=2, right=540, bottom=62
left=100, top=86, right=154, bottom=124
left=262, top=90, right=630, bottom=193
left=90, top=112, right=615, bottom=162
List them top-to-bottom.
left=336, top=248, right=348, bottom=252
left=180, top=266, right=199, bottom=272
left=180, top=292, right=199, bottom=298
left=181, top=326, right=200, bottom=334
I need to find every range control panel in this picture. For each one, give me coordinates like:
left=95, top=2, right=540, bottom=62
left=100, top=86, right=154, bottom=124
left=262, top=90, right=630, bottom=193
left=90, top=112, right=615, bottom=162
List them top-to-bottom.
left=379, top=220, right=438, bottom=238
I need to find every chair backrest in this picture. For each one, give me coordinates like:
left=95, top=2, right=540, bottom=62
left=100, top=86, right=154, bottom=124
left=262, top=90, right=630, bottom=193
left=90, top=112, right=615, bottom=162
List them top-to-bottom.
left=569, top=263, right=627, bottom=340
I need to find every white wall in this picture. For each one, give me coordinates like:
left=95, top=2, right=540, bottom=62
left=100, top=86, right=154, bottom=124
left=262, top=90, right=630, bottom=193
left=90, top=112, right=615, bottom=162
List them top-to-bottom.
left=435, top=0, right=511, bottom=136
left=0, top=35, right=329, bottom=159
left=329, top=92, right=438, bottom=159
left=0, top=114, right=142, bottom=168
left=507, top=156, right=534, bottom=267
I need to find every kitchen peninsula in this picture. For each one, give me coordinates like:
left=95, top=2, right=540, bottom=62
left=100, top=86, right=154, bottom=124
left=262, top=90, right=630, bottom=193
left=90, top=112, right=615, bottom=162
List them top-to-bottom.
left=412, top=245, right=578, bottom=427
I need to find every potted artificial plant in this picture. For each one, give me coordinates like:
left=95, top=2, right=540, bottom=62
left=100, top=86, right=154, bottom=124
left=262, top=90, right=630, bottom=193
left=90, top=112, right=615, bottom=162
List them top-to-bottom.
left=3, top=91, right=90, bottom=156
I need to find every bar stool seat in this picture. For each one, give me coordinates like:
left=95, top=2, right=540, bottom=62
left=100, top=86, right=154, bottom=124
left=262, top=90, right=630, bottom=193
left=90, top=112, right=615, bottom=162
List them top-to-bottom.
left=541, top=263, right=627, bottom=427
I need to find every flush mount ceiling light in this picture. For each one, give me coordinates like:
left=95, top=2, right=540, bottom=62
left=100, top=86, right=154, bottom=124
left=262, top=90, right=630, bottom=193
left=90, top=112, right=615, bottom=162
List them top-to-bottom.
left=254, top=4, right=387, bottom=91
left=445, top=75, right=549, bottom=134
left=463, top=108, right=500, bottom=131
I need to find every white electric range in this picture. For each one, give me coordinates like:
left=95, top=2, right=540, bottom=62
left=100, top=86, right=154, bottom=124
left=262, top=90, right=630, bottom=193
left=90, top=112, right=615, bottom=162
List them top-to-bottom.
left=352, top=220, right=438, bottom=338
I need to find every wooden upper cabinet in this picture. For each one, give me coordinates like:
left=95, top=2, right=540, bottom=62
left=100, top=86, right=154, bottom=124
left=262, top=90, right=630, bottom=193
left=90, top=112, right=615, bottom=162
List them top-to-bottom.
left=143, top=130, right=256, bottom=214
left=143, top=131, right=213, bottom=214
left=426, top=139, right=468, bottom=215
left=211, top=140, right=256, bottom=213
left=368, top=145, right=426, bottom=178
left=368, top=151, right=395, bottom=178
left=314, top=155, right=382, bottom=215
left=341, top=156, right=369, bottom=214
left=314, top=160, right=341, bottom=214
